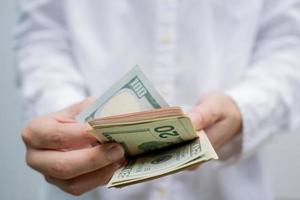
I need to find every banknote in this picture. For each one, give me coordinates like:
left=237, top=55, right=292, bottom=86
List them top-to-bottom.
left=76, top=66, right=168, bottom=122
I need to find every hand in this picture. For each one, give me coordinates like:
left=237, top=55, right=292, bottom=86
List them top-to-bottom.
left=188, top=92, right=242, bottom=151
left=22, top=98, right=126, bottom=196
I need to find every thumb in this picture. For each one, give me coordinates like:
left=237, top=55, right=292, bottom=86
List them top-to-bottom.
left=58, top=97, right=95, bottom=119
left=187, top=102, right=221, bottom=131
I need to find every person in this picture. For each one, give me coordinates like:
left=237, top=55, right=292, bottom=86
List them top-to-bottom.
left=16, top=0, right=300, bottom=200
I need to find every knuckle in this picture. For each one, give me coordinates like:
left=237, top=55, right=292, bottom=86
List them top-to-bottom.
left=198, top=107, right=219, bottom=127
left=198, top=109, right=208, bottom=124
left=209, top=110, right=219, bottom=121
left=27, top=117, right=43, bottom=132
left=22, top=118, right=40, bottom=145
left=80, top=124, right=93, bottom=138
left=21, top=128, right=31, bottom=145
left=48, top=131, right=66, bottom=147
left=87, top=150, right=100, bottom=168
left=25, top=153, right=35, bottom=169
left=51, top=159, right=72, bottom=179
left=64, top=181, right=83, bottom=196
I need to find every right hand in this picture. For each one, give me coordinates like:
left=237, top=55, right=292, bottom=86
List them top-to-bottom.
left=22, top=98, right=126, bottom=196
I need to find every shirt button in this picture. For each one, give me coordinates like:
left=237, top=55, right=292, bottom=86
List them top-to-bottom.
left=159, top=33, right=172, bottom=45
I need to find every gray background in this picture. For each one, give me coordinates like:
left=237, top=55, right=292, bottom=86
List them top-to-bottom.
left=0, top=0, right=299, bottom=200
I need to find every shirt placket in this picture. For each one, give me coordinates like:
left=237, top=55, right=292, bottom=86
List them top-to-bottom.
left=154, top=0, right=177, bottom=104
left=151, top=1, right=178, bottom=199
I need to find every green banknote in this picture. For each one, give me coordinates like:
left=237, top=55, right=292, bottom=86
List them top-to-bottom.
left=76, top=66, right=168, bottom=122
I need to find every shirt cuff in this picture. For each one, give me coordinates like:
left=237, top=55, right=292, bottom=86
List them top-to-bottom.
left=216, top=85, right=272, bottom=164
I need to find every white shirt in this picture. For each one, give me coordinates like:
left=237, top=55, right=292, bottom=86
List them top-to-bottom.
left=16, top=0, right=300, bottom=200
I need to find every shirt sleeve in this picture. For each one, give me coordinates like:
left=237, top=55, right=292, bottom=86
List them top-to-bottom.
left=15, top=0, right=88, bottom=118
left=222, top=0, right=300, bottom=162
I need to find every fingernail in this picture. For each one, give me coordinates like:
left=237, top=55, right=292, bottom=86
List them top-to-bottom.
left=105, top=144, right=124, bottom=163
left=113, top=159, right=127, bottom=170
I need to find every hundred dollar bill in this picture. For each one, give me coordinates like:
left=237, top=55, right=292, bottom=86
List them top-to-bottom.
left=76, top=66, right=168, bottom=122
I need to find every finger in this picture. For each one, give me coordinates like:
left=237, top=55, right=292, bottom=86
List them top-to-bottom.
left=56, top=97, right=95, bottom=118
left=187, top=103, right=222, bottom=130
left=23, top=118, right=96, bottom=149
left=204, top=119, right=236, bottom=150
left=26, top=143, right=125, bottom=180
left=45, top=160, right=125, bottom=196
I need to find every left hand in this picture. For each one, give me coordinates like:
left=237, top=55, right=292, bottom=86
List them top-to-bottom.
left=188, top=91, right=242, bottom=151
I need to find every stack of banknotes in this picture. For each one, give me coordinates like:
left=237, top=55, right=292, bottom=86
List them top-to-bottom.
left=76, top=66, right=218, bottom=188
